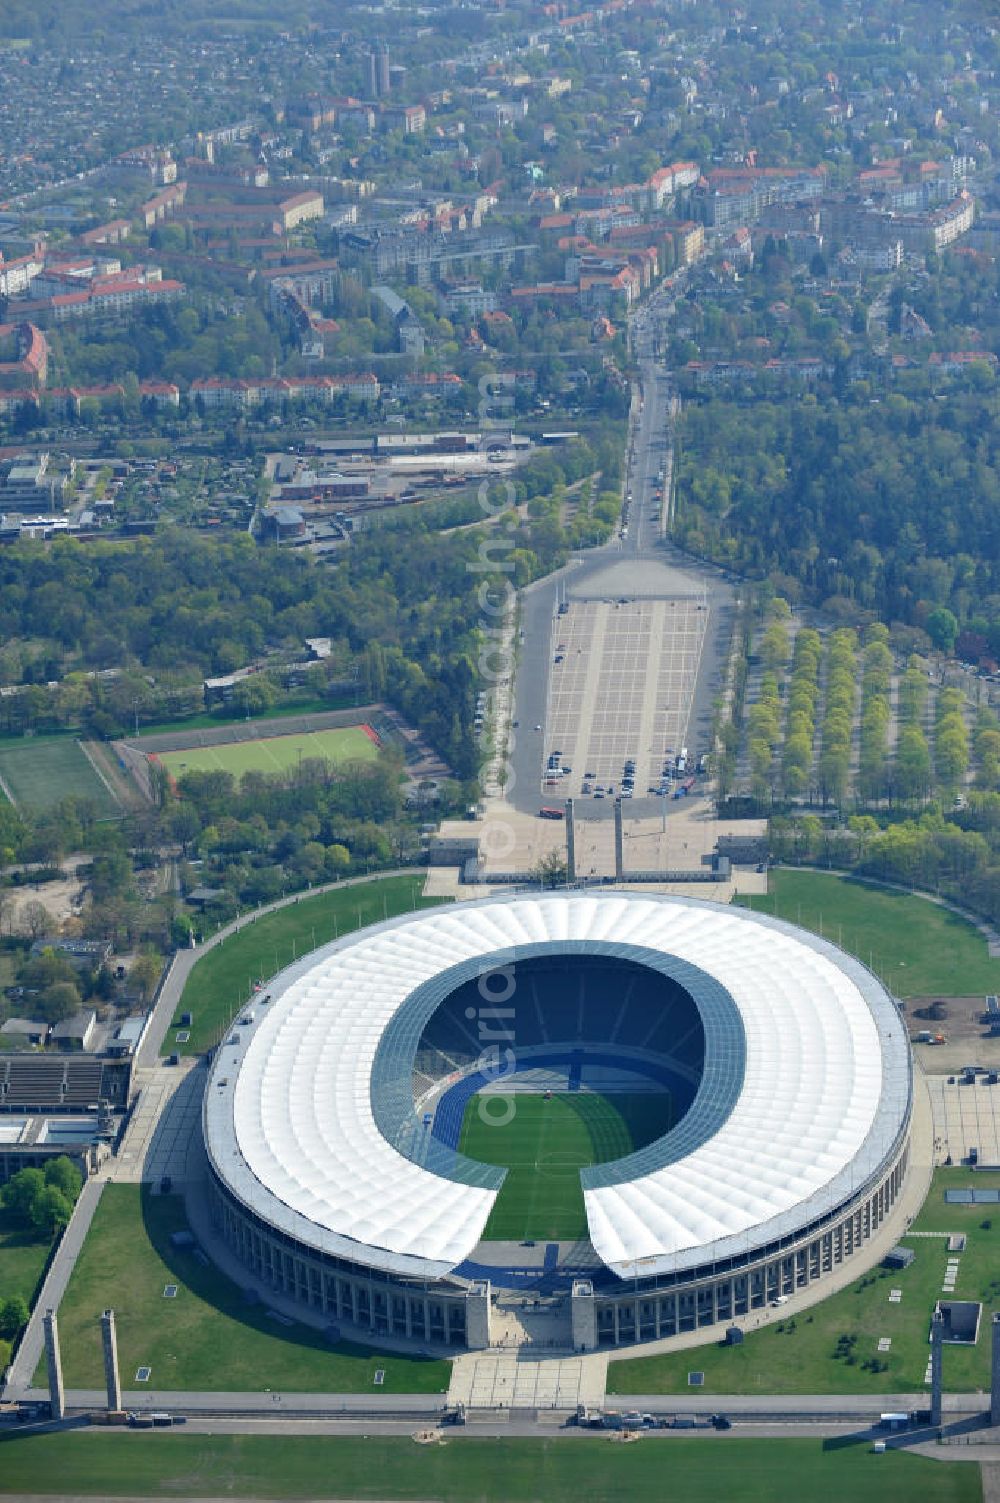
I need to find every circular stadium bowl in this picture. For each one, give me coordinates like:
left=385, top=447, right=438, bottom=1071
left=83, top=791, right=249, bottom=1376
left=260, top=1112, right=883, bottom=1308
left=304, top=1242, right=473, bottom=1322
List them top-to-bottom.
left=203, top=890, right=912, bottom=1352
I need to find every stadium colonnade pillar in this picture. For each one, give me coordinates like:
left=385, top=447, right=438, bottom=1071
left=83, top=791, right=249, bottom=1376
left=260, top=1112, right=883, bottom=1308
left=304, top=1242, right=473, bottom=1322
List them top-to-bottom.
left=565, top=798, right=576, bottom=883
left=465, top=1279, right=492, bottom=1349
left=571, top=1279, right=597, bottom=1350
left=930, top=1304, right=944, bottom=1427
left=101, top=1307, right=122, bottom=1412
left=42, top=1309, right=65, bottom=1422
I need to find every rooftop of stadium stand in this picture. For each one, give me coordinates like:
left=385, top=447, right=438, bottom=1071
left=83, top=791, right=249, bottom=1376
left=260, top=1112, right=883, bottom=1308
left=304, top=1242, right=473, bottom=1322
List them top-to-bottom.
left=203, top=892, right=912, bottom=1284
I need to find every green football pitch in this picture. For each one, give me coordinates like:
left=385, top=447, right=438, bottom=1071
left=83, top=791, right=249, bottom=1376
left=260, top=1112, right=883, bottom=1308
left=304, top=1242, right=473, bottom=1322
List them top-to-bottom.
left=153, top=725, right=378, bottom=781
left=0, top=736, right=120, bottom=816
left=458, top=1092, right=672, bottom=1241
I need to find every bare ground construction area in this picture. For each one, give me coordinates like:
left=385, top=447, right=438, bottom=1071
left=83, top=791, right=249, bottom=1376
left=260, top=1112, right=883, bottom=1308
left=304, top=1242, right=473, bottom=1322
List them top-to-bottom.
left=2, top=861, right=88, bottom=933
left=903, top=994, right=1000, bottom=1075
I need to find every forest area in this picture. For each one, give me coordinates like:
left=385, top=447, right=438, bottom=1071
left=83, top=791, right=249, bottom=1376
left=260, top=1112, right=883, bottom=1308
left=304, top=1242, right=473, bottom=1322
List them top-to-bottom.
left=675, top=388, right=1000, bottom=652
left=0, top=431, right=621, bottom=776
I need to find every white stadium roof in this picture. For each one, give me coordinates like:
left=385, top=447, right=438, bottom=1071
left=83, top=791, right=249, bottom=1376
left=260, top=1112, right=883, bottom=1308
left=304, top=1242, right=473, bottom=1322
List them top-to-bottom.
left=203, top=892, right=911, bottom=1282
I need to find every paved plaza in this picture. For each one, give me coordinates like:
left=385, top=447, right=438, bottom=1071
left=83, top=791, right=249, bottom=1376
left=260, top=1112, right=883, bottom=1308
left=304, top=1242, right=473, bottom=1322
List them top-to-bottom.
left=542, top=597, right=708, bottom=802
left=106, top=1059, right=203, bottom=1185
left=927, top=1075, right=1000, bottom=1165
left=447, top=1351, right=606, bottom=1411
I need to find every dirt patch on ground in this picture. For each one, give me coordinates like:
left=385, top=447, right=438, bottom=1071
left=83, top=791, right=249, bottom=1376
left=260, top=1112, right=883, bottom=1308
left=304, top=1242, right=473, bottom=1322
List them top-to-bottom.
left=3, top=867, right=88, bottom=934
left=901, top=993, right=1000, bottom=1074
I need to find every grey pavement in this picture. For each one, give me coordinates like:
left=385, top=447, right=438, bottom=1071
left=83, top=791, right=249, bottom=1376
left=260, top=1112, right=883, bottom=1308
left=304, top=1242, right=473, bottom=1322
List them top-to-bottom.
left=506, top=335, right=734, bottom=819
left=109, top=1059, right=202, bottom=1184
left=9, top=1389, right=447, bottom=1415
left=606, top=1392, right=985, bottom=1417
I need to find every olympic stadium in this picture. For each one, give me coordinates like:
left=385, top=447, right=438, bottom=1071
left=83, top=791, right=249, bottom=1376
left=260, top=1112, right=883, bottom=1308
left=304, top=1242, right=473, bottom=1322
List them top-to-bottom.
left=202, top=891, right=913, bottom=1352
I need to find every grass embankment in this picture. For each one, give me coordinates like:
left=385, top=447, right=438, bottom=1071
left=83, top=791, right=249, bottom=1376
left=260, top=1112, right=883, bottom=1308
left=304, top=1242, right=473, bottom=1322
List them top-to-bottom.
left=740, top=870, right=1000, bottom=998
left=169, top=874, right=442, bottom=1055
left=607, top=1168, right=1000, bottom=1396
left=40, top=1185, right=450, bottom=1394
left=0, top=1206, right=52, bottom=1308
left=0, top=1434, right=981, bottom=1503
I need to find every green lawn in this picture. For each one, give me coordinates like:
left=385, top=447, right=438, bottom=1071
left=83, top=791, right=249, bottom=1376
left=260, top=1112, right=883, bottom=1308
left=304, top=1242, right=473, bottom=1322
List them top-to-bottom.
left=155, top=724, right=378, bottom=782
left=0, top=737, right=120, bottom=817
left=740, top=871, right=1000, bottom=998
left=171, top=874, right=442, bottom=1055
left=459, top=1093, right=672, bottom=1241
left=607, top=1168, right=1000, bottom=1396
left=41, top=1185, right=450, bottom=1395
left=0, top=1205, right=52, bottom=1308
left=0, top=1434, right=979, bottom=1502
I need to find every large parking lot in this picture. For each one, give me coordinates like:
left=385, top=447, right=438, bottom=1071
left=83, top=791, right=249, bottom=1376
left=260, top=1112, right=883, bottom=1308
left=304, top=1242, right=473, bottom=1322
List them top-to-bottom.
left=541, top=597, right=708, bottom=801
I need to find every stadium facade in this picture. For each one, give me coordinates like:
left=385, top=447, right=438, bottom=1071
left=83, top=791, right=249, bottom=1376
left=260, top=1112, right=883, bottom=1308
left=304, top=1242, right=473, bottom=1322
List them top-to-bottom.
left=203, top=891, right=912, bottom=1351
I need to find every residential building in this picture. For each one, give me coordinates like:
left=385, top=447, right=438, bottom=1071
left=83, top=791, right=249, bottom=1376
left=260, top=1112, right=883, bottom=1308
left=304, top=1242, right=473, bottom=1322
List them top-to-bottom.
left=383, top=104, right=426, bottom=135
left=277, top=190, right=325, bottom=231
left=439, top=281, right=496, bottom=316
left=0, top=322, right=48, bottom=389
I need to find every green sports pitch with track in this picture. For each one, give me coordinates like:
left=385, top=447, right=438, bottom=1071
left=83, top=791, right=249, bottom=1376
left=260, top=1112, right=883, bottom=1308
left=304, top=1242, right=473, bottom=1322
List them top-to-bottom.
left=152, top=725, right=378, bottom=782
left=458, top=1092, right=672, bottom=1241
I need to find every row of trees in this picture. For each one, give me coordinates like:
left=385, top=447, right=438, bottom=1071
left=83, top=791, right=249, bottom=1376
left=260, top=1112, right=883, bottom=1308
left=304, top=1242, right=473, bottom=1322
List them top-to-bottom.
left=746, top=598, right=793, bottom=798
left=781, top=626, right=822, bottom=800
left=817, top=629, right=858, bottom=807
left=857, top=629, right=893, bottom=805
left=935, top=687, right=970, bottom=793
left=769, top=805, right=1000, bottom=928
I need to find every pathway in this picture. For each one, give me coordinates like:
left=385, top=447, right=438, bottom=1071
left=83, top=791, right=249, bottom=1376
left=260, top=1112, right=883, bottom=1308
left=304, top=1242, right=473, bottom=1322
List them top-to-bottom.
left=108, top=1058, right=203, bottom=1185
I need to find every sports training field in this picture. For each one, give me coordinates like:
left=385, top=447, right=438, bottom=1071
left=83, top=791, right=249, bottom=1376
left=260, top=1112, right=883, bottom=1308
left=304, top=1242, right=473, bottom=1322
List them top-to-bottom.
left=153, top=725, right=378, bottom=781
left=0, top=736, right=120, bottom=817
left=459, top=1092, right=672, bottom=1240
